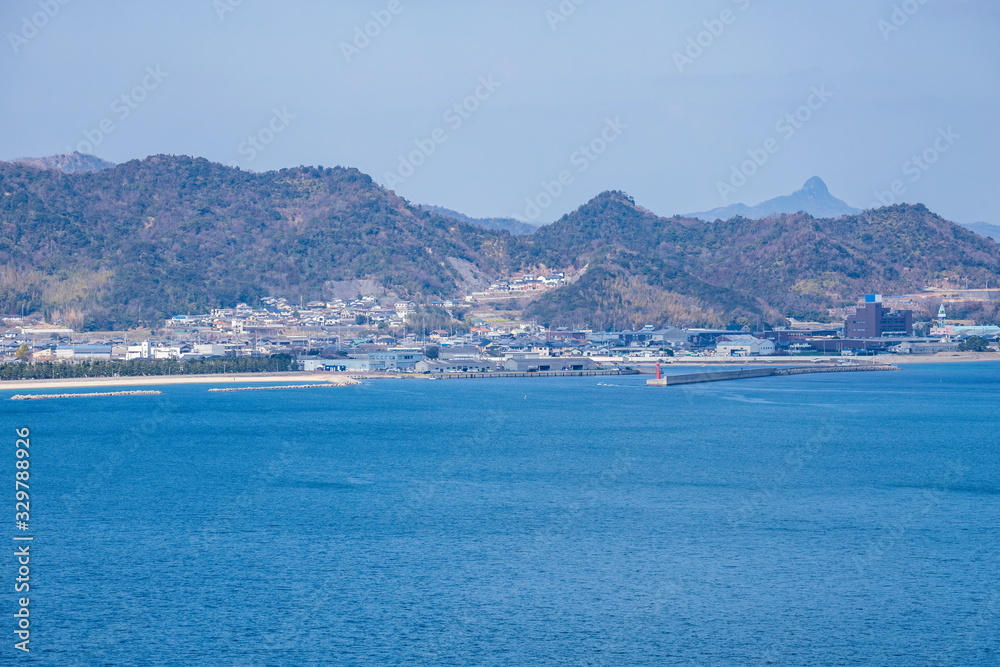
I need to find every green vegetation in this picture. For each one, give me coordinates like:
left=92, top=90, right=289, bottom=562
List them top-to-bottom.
left=405, top=307, right=469, bottom=335
left=958, top=336, right=991, bottom=352
left=0, top=355, right=295, bottom=380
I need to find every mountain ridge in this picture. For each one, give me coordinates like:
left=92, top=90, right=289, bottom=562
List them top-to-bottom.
left=5, top=151, right=116, bottom=174
left=2, top=155, right=997, bottom=330
left=419, top=204, right=540, bottom=236
left=960, top=221, right=1000, bottom=242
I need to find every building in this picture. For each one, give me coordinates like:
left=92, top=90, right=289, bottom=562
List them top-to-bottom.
left=844, top=302, right=913, bottom=337
left=715, top=336, right=776, bottom=356
left=890, top=341, right=960, bottom=354
left=54, top=346, right=113, bottom=360
left=437, top=347, right=484, bottom=361
left=367, top=348, right=423, bottom=372
left=502, top=357, right=598, bottom=372
left=301, top=358, right=370, bottom=372
left=415, top=359, right=502, bottom=374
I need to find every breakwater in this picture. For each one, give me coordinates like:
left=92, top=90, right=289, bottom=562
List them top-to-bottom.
left=647, top=364, right=899, bottom=386
left=773, top=365, right=899, bottom=376
left=431, top=369, right=641, bottom=380
left=208, top=381, right=360, bottom=392
left=10, top=390, right=163, bottom=400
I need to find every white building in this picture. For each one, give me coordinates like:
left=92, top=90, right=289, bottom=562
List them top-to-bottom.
left=715, top=336, right=776, bottom=356
left=126, top=341, right=152, bottom=360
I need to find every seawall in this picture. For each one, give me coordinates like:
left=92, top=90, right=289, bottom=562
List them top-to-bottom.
left=646, top=365, right=899, bottom=386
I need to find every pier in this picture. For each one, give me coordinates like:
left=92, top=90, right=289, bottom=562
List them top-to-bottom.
left=646, top=364, right=899, bottom=386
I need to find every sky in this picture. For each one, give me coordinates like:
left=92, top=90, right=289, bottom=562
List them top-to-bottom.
left=1, top=0, right=997, bottom=224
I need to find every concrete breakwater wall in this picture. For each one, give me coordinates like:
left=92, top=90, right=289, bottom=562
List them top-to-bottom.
left=647, top=365, right=899, bottom=386
left=773, top=365, right=899, bottom=376
left=647, top=368, right=776, bottom=386
left=432, top=369, right=641, bottom=380
left=208, top=381, right=360, bottom=392
left=10, top=390, right=163, bottom=400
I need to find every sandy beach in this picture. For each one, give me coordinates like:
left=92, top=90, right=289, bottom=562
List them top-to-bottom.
left=0, top=372, right=361, bottom=391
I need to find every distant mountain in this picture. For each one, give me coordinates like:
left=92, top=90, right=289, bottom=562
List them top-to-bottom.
left=7, top=152, right=116, bottom=174
left=687, top=177, right=860, bottom=221
left=422, top=204, right=540, bottom=236
left=960, top=221, right=1000, bottom=242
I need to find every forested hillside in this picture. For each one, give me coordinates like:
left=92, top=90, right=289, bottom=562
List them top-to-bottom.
left=0, top=156, right=515, bottom=329
left=2, top=156, right=997, bottom=330
left=520, top=191, right=1000, bottom=328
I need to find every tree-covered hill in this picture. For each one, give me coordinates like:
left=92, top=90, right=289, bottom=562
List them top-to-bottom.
left=0, top=156, right=515, bottom=329
left=2, top=156, right=997, bottom=330
left=520, top=191, right=1000, bottom=328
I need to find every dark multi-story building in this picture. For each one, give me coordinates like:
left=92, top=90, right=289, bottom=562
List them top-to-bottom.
left=844, top=303, right=913, bottom=337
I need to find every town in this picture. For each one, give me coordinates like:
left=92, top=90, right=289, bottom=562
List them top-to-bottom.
left=2, top=286, right=997, bottom=376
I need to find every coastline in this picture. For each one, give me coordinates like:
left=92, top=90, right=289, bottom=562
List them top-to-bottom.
left=1, top=352, right=996, bottom=391
left=0, top=372, right=360, bottom=391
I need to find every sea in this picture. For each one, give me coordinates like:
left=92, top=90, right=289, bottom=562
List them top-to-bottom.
left=2, top=363, right=998, bottom=666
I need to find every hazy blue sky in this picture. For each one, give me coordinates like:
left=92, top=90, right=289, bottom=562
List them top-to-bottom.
left=2, top=0, right=997, bottom=223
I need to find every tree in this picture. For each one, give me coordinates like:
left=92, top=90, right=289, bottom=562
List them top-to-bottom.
left=958, top=336, right=990, bottom=352
left=14, top=343, right=30, bottom=360
left=425, top=345, right=439, bottom=360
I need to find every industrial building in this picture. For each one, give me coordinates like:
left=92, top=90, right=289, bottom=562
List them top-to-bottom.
left=844, top=297, right=913, bottom=337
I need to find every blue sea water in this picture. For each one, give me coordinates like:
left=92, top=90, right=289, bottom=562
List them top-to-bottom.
left=2, top=364, right=998, bottom=666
